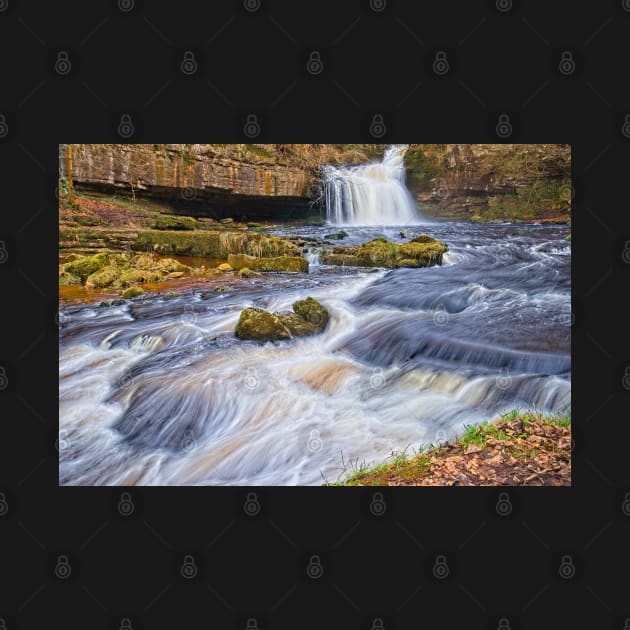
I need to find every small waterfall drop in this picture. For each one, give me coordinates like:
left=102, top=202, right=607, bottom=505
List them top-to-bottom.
left=323, top=144, right=423, bottom=226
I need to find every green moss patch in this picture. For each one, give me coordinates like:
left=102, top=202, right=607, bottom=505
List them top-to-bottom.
left=154, top=214, right=197, bottom=231
left=134, top=230, right=299, bottom=259
left=227, top=253, right=308, bottom=273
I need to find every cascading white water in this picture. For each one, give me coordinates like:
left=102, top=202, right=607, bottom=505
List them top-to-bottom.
left=323, top=144, right=423, bottom=226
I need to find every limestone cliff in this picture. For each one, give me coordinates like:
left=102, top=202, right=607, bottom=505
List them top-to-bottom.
left=62, top=143, right=570, bottom=222
left=65, top=144, right=383, bottom=220
left=404, top=144, right=571, bottom=221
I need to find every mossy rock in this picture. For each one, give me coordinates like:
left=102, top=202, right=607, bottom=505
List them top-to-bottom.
left=154, top=215, right=197, bottom=231
left=134, top=230, right=299, bottom=259
left=324, top=231, right=348, bottom=239
left=410, top=233, right=435, bottom=244
left=322, top=235, right=447, bottom=269
left=355, top=239, right=400, bottom=267
left=397, top=240, right=447, bottom=265
left=63, top=253, right=82, bottom=263
left=64, top=253, right=110, bottom=281
left=227, top=253, right=308, bottom=273
left=321, top=253, right=361, bottom=266
left=131, top=254, right=189, bottom=274
left=396, top=258, right=422, bottom=268
left=217, top=263, right=233, bottom=272
left=86, top=265, right=121, bottom=288
left=238, top=267, right=262, bottom=278
left=118, top=269, right=163, bottom=286
left=59, top=271, right=81, bottom=285
left=120, top=286, right=145, bottom=299
left=164, top=291, right=182, bottom=298
left=235, top=297, right=329, bottom=342
left=292, top=297, right=329, bottom=331
left=235, top=308, right=292, bottom=341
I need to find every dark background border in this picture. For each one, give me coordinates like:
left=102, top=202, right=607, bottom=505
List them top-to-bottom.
left=1, top=1, right=629, bottom=628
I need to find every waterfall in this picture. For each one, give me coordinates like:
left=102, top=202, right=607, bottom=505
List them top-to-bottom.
left=323, top=145, right=423, bottom=226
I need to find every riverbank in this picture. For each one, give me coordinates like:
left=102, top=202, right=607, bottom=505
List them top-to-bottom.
left=327, top=411, right=571, bottom=486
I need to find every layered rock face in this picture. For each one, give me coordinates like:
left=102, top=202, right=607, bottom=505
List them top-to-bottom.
left=63, top=144, right=570, bottom=222
left=65, top=144, right=383, bottom=220
left=404, top=144, right=571, bottom=221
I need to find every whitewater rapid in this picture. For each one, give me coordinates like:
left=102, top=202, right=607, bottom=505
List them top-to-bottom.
left=59, top=223, right=571, bottom=486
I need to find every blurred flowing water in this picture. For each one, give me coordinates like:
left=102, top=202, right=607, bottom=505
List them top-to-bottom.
left=323, top=144, right=424, bottom=225
left=59, top=222, right=570, bottom=486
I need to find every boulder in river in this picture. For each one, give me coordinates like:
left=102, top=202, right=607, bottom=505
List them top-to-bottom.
left=322, top=235, right=447, bottom=268
left=227, top=253, right=308, bottom=273
left=235, top=297, right=329, bottom=342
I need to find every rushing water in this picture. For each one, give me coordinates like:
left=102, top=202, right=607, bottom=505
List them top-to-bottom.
left=323, top=145, right=423, bottom=226
left=59, top=222, right=570, bottom=486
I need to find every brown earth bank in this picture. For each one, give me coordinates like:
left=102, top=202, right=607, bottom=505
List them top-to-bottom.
left=60, top=144, right=570, bottom=222
left=328, top=412, right=571, bottom=487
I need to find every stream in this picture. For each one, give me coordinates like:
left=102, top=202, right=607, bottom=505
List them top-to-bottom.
left=58, top=222, right=571, bottom=486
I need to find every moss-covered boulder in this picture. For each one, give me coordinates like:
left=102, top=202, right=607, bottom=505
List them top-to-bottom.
left=154, top=214, right=196, bottom=230
left=324, top=231, right=348, bottom=239
left=409, top=233, right=435, bottom=244
left=321, top=235, right=447, bottom=269
left=355, top=238, right=400, bottom=267
left=398, top=240, right=447, bottom=265
left=64, top=253, right=110, bottom=281
left=227, top=253, right=308, bottom=273
left=321, top=253, right=361, bottom=266
left=86, top=265, right=121, bottom=288
left=238, top=267, right=262, bottom=278
left=119, top=269, right=163, bottom=286
left=59, top=271, right=81, bottom=285
left=120, top=286, right=144, bottom=299
left=235, top=297, right=329, bottom=342
left=292, top=297, right=329, bottom=330
left=235, top=308, right=292, bottom=341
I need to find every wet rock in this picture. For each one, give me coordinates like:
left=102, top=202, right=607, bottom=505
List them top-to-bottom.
left=154, top=215, right=196, bottom=231
left=220, top=217, right=234, bottom=224
left=324, top=231, right=348, bottom=240
left=409, top=233, right=435, bottom=244
left=322, top=235, right=447, bottom=268
left=64, top=253, right=110, bottom=281
left=227, top=253, right=308, bottom=273
left=217, top=263, right=233, bottom=272
left=86, top=265, right=121, bottom=288
left=238, top=267, right=262, bottom=278
left=119, top=269, right=163, bottom=286
left=59, top=271, right=82, bottom=285
left=120, top=286, right=144, bottom=299
left=235, top=297, right=329, bottom=342
left=292, top=297, right=329, bottom=331
left=235, top=308, right=292, bottom=341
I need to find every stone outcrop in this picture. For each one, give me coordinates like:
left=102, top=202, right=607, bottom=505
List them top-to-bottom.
left=62, top=144, right=570, bottom=222
left=65, top=144, right=383, bottom=220
left=404, top=144, right=571, bottom=221
left=235, top=297, right=329, bottom=342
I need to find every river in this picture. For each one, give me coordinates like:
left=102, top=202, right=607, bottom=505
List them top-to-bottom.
left=58, top=221, right=571, bottom=486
